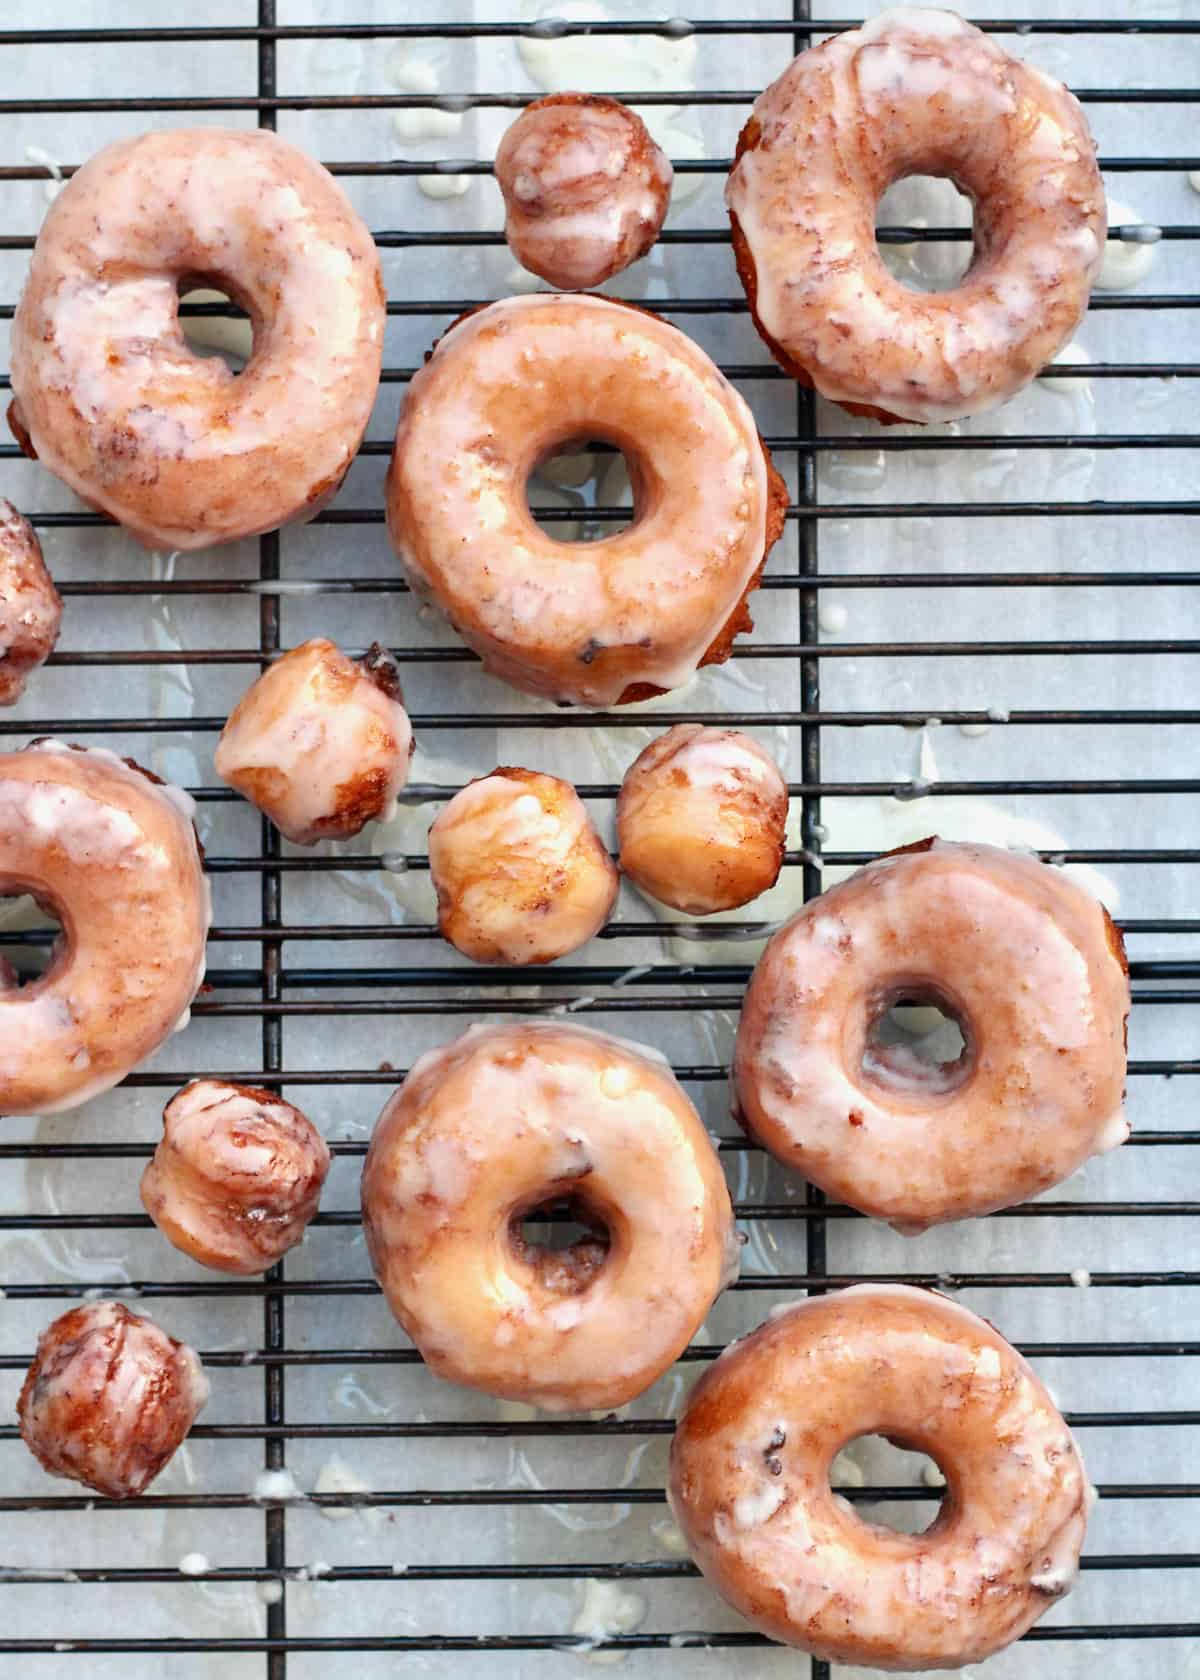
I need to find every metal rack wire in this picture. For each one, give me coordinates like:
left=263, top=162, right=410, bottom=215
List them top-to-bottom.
left=0, top=4, right=1197, bottom=1673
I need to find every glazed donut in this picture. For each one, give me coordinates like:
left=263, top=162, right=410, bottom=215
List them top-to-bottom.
left=727, top=9, right=1105, bottom=422
left=494, top=93, right=672, bottom=289
left=9, top=128, right=385, bottom=550
left=386, top=293, right=787, bottom=706
left=0, top=501, right=61, bottom=705
left=215, top=639, right=413, bottom=846
left=618, top=725, right=788, bottom=915
left=0, top=740, right=210, bottom=1115
left=428, top=767, right=618, bottom=965
left=734, top=839, right=1129, bottom=1233
left=361, top=1022, right=738, bottom=1411
left=141, top=1079, right=331, bottom=1275
left=669, top=1285, right=1088, bottom=1671
left=18, top=1301, right=210, bottom=1499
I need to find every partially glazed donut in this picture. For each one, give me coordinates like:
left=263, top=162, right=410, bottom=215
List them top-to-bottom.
left=727, top=9, right=1105, bottom=422
left=495, top=93, right=672, bottom=289
left=9, top=128, right=385, bottom=550
left=386, top=294, right=787, bottom=706
left=0, top=502, right=61, bottom=704
left=215, top=639, right=413, bottom=846
left=618, top=725, right=788, bottom=914
left=0, top=741, right=210, bottom=1115
left=428, top=767, right=618, bottom=965
left=734, top=839, right=1129, bottom=1232
left=361, top=1023, right=738, bottom=1411
left=141, top=1080, right=331, bottom=1275
left=669, top=1285, right=1089, bottom=1671
left=18, top=1301, right=210, bottom=1499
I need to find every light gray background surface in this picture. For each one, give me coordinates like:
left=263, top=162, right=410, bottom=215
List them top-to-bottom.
left=0, top=2, right=1196, bottom=1675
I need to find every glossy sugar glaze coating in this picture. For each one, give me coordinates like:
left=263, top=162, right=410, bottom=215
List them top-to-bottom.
left=727, top=8, right=1105, bottom=421
left=495, top=93, right=672, bottom=288
left=10, top=128, right=385, bottom=549
left=386, top=293, right=787, bottom=707
left=0, top=500, right=61, bottom=704
left=215, top=639, right=413, bottom=846
left=618, top=724, right=788, bottom=915
left=0, top=741, right=210, bottom=1115
left=429, top=767, right=618, bottom=965
left=734, top=839, right=1129, bottom=1232
left=361, top=1022, right=740, bottom=1412
left=142, top=1079, right=331, bottom=1275
left=669, top=1284, right=1089, bottom=1671
left=18, top=1301, right=210, bottom=1499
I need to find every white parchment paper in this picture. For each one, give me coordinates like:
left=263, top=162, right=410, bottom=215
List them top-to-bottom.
left=0, top=2, right=1196, bottom=1675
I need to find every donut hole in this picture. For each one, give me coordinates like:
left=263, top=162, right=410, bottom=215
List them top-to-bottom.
left=877, top=175, right=974, bottom=293
left=177, top=281, right=253, bottom=373
left=527, top=438, right=636, bottom=543
left=0, top=892, right=64, bottom=988
left=862, top=985, right=971, bottom=1096
left=510, top=1190, right=611, bottom=1294
left=830, top=1433, right=947, bottom=1536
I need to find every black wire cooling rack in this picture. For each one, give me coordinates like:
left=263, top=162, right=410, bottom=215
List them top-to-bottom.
left=0, top=4, right=1198, bottom=1675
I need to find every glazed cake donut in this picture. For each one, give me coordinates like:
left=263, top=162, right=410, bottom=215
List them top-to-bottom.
left=727, top=9, right=1105, bottom=422
left=495, top=93, right=672, bottom=289
left=9, top=128, right=385, bottom=550
left=386, top=293, right=787, bottom=706
left=0, top=501, right=61, bottom=704
left=215, top=639, right=413, bottom=846
left=618, top=725, right=788, bottom=914
left=0, top=740, right=210, bottom=1115
left=428, top=767, right=618, bottom=965
left=734, top=839, right=1129, bottom=1233
left=361, top=1022, right=738, bottom=1411
left=141, top=1080, right=331, bottom=1275
left=669, top=1285, right=1089, bottom=1671
left=18, top=1301, right=210, bottom=1499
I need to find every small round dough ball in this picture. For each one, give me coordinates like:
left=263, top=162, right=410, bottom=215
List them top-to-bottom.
left=495, top=93, right=672, bottom=290
left=0, top=500, right=62, bottom=704
left=215, top=638, right=414, bottom=846
left=618, top=725, right=788, bottom=914
left=429, top=767, right=618, bottom=965
left=141, top=1079, right=332, bottom=1275
left=17, top=1301, right=210, bottom=1499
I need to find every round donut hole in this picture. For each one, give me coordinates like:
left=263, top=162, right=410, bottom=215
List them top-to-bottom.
left=876, top=175, right=974, bottom=293
left=177, top=284, right=253, bottom=373
left=527, top=439, right=635, bottom=543
left=0, top=894, right=64, bottom=988
left=862, top=990, right=971, bottom=1096
left=511, top=1193, right=611, bottom=1291
left=830, top=1434, right=947, bottom=1537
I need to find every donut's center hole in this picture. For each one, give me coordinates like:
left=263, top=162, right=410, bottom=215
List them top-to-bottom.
left=877, top=175, right=974, bottom=292
left=177, top=282, right=253, bottom=373
left=527, top=439, right=635, bottom=542
left=0, top=894, right=64, bottom=988
left=862, top=985, right=971, bottom=1096
left=511, top=1191, right=610, bottom=1294
left=829, top=1434, right=947, bottom=1537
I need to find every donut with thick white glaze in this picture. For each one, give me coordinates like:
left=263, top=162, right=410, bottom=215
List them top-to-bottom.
left=727, top=10, right=1105, bottom=422
left=733, top=838, right=1129, bottom=1232
left=362, top=1022, right=739, bottom=1412
left=669, top=1285, right=1089, bottom=1671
